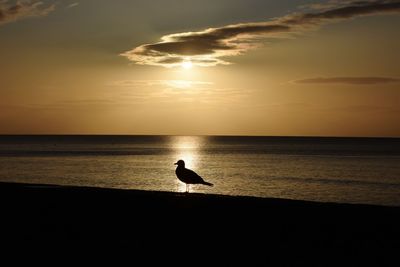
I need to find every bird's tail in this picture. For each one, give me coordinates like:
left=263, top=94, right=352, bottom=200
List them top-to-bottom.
left=202, top=181, right=213, bottom=187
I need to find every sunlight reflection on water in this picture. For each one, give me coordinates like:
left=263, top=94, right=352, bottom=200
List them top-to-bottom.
left=169, top=136, right=206, bottom=193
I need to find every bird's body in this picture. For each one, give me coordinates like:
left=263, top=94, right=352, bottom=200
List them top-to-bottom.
left=174, top=160, right=213, bottom=192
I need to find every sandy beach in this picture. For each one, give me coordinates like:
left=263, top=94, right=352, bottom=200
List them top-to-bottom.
left=1, top=181, right=399, bottom=263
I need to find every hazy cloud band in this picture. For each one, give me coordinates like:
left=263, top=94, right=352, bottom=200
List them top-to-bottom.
left=121, top=0, right=400, bottom=67
left=293, top=77, right=400, bottom=85
left=112, top=79, right=213, bottom=89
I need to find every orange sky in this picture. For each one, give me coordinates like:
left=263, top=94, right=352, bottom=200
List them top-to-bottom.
left=1, top=0, right=399, bottom=136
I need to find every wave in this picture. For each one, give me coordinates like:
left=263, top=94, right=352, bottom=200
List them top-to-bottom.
left=0, top=149, right=171, bottom=157
left=273, top=175, right=400, bottom=188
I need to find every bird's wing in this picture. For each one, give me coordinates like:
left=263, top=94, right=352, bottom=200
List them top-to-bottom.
left=184, top=168, right=204, bottom=183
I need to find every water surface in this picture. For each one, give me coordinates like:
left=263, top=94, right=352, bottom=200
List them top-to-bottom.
left=0, top=135, right=399, bottom=206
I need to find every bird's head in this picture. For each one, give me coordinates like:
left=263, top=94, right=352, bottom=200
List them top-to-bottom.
left=174, top=160, right=185, bottom=167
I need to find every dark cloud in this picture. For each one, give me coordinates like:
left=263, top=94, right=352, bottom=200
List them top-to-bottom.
left=0, top=0, right=55, bottom=26
left=122, top=0, right=400, bottom=67
left=282, top=0, right=400, bottom=24
left=122, top=22, right=290, bottom=67
left=169, top=24, right=291, bottom=45
left=144, top=40, right=233, bottom=56
left=156, top=57, right=184, bottom=64
left=293, top=77, right=400, bottom=85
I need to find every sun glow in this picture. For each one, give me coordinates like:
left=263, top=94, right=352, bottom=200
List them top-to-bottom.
left=182, top=60, right=193, bottom=70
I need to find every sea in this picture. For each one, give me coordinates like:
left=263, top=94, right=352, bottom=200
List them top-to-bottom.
left=0, top=135, right=399, bottom=206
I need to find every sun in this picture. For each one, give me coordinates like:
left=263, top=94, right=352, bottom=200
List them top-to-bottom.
left=181, top=60, right=193, bottom=70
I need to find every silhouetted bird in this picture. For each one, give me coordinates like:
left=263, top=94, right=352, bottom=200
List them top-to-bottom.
left=174, top=160, right=213, bottom=193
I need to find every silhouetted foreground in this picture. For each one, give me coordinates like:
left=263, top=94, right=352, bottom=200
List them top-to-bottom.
left=1, top=182, right=399, bottom=262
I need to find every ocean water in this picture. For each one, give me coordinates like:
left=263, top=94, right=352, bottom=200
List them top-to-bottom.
left=0, top=135, right=399, bottom=206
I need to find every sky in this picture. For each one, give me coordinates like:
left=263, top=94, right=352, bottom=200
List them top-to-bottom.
left=0, top=0, right=399, bottom=137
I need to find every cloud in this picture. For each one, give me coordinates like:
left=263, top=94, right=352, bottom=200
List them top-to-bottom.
left=0, top=0, right=55, bottom=26
left=121, top=0, right=400, bottom=67
left=281, top=0, right=400, bottom=24
left=67, top=2, right=79, bottom=9
left=122, top=22, right=290, bottom=67
left=292, top=76, right=400, bottom=85
left=110, top=79, right=247, bottom=104
left=337, top=105, right=399, bottom=113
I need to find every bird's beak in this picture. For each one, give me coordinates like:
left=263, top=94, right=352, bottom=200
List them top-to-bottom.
left=174, top=162, right=177, bottom=165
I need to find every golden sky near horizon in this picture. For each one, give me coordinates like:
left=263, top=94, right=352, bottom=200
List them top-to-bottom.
left=0, top=0, right=399, bottom=136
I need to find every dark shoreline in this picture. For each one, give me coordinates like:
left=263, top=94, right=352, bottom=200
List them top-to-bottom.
left=1, top=181, right=399, bottom=262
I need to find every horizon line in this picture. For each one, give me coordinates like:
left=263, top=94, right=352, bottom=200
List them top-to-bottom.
left=0, top=134, right=398, bottom=139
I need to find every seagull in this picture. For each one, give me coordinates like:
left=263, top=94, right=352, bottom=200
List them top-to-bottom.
left=174, top=160, right=213, bottom=193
